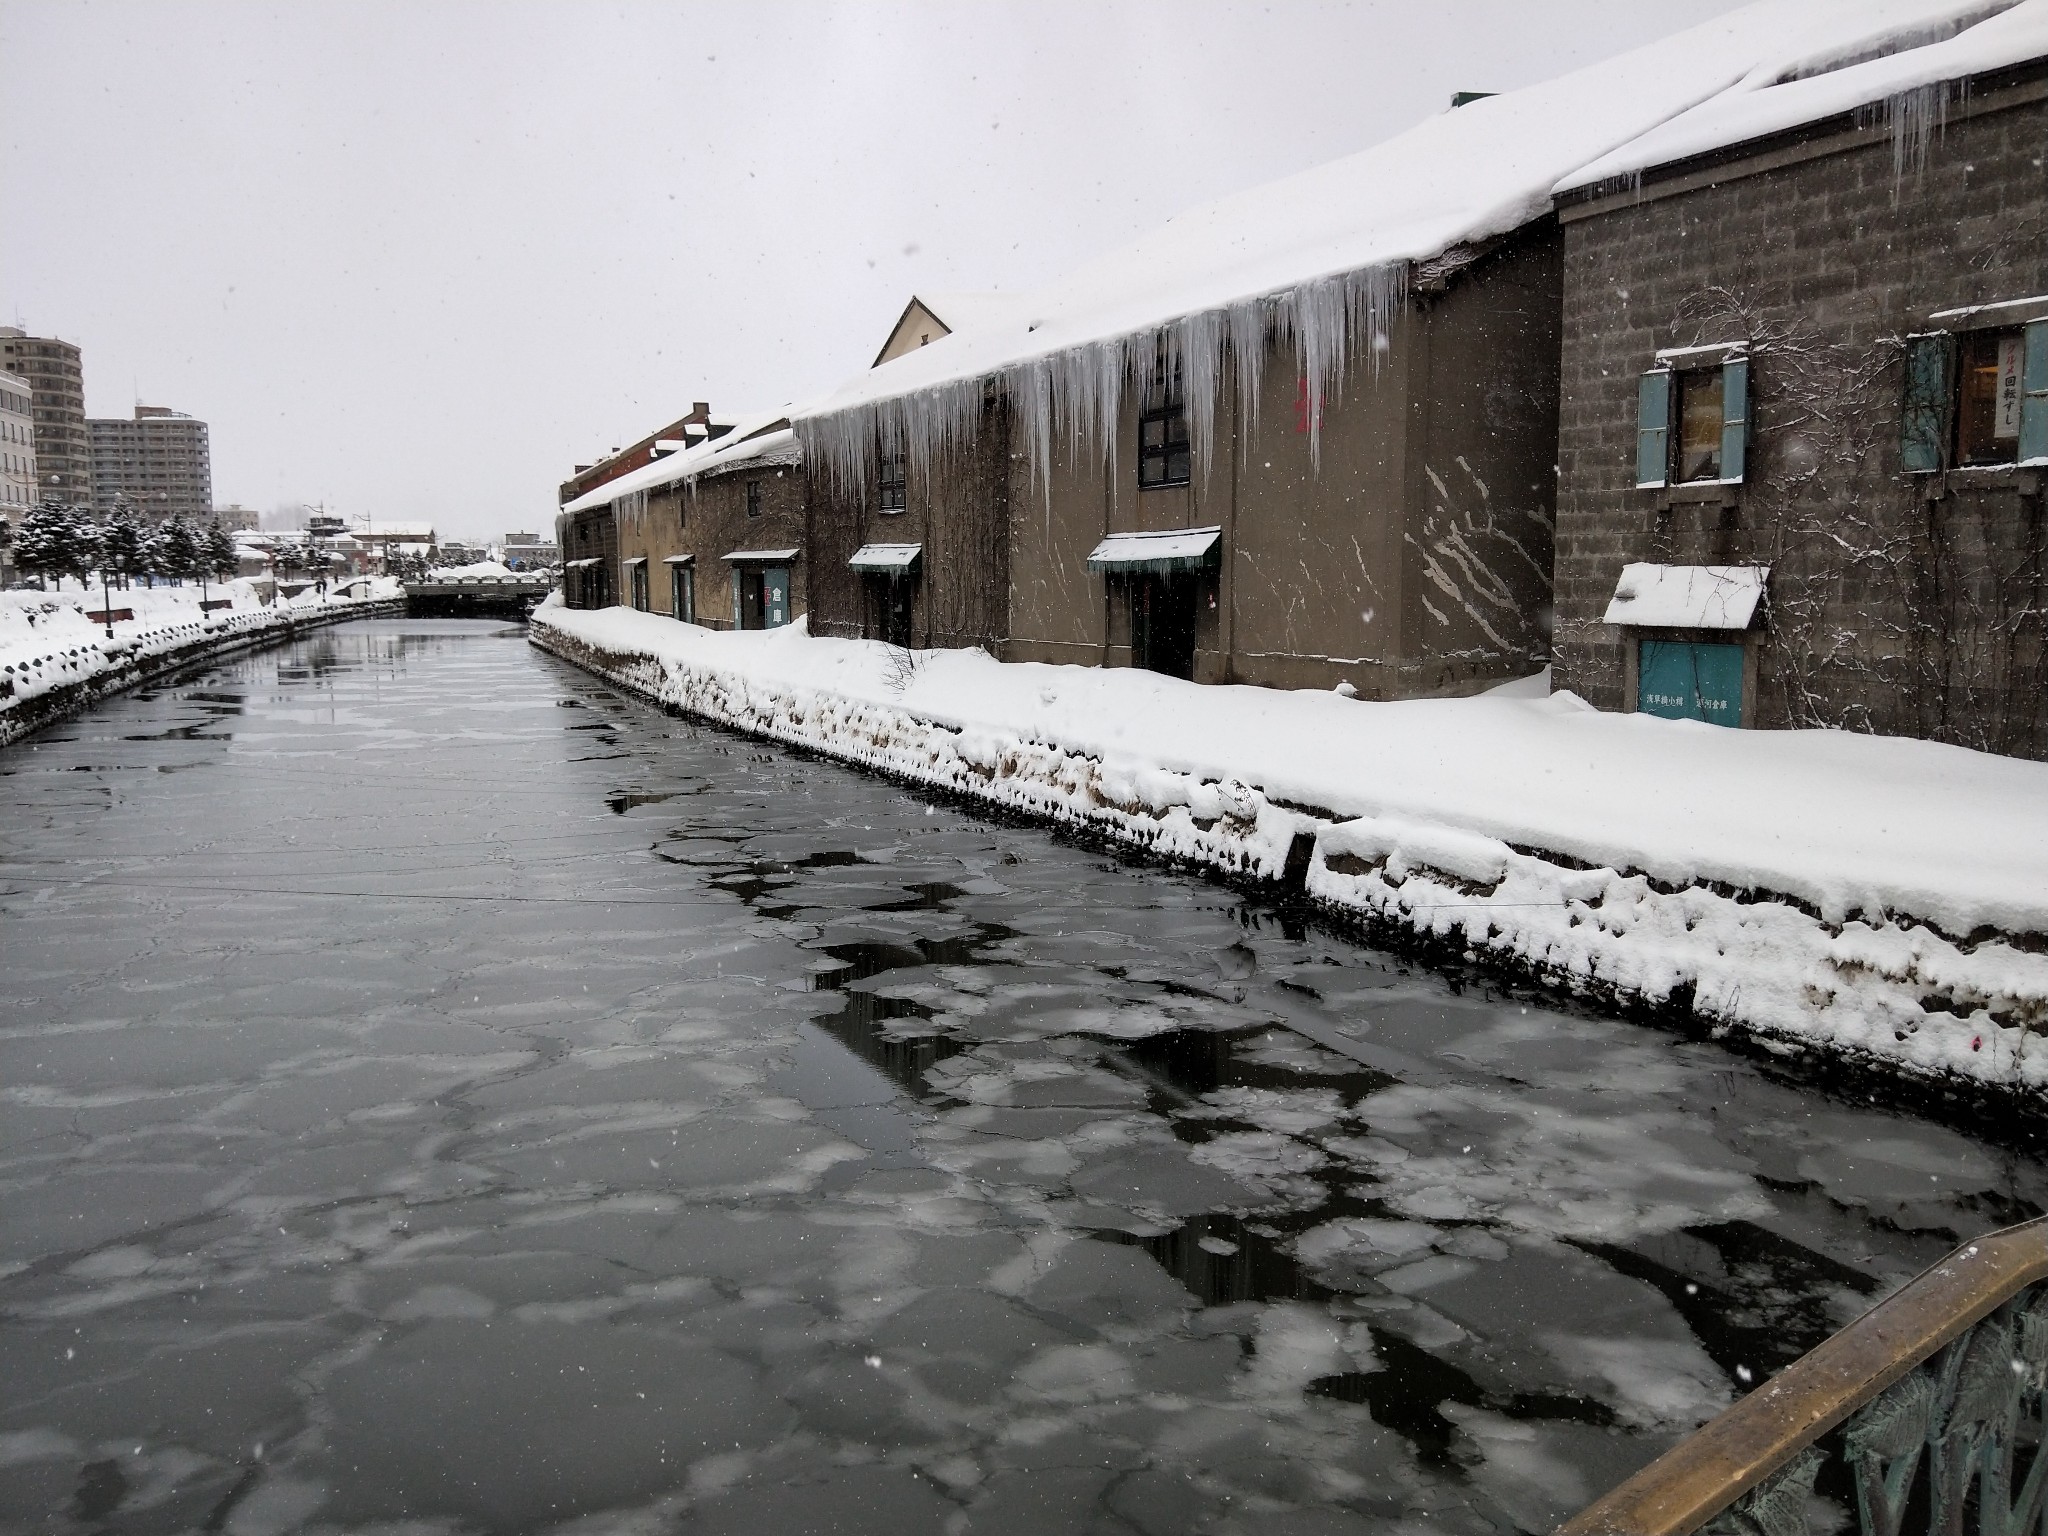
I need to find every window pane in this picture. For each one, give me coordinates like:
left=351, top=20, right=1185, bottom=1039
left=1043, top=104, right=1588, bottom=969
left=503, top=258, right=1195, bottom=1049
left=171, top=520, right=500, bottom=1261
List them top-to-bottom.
left=1956, top=329, right=2022, bottom=465
left=1675, top=369, right=1724, bottom=481
left=1141, top=418, right=1164, bottom=449
left=1166, top=450, right=1191, bottom=483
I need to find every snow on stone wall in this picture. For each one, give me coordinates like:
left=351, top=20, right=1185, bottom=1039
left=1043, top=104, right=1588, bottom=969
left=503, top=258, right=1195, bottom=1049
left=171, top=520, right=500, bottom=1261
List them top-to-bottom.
left=0, top=580, right=404, bottom=747
left=529, top=597, right=2048, bottom=1093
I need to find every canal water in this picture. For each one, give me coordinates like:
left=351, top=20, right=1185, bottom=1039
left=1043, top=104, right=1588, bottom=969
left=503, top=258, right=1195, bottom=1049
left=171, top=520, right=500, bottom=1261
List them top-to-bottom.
left=1, top=618, right=2040, bottom=1536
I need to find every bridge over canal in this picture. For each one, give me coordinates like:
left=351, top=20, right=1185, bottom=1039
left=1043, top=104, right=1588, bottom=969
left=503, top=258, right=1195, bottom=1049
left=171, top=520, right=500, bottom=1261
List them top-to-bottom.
left=402, top=570, right=555, bottom=618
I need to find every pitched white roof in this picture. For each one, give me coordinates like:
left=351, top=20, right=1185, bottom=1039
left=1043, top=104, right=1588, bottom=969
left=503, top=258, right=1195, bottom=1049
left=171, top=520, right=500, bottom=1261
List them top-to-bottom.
left=796, top=0, right=2026, bottom=428
left=1562, top=1, right=2048, bottom=192
left=560, top=410, right=799, bottom=514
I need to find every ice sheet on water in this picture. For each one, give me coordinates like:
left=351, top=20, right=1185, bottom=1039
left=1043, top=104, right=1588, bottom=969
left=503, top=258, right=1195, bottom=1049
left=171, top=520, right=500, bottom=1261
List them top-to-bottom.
left=1348, top=1082, right=1771, bottom=1242
left=1182, top=1085, right=1349, bottom=1135
left=1291, top=1218, right=1444, bottom=1289
left=1545, top=1333, right=1732, bottom=1431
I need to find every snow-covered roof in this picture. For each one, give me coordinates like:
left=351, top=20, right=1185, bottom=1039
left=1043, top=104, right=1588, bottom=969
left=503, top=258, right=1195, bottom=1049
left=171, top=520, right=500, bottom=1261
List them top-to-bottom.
left=798, top=0, right=2010, bottom=453
left=1563, top=1, right=2047, bottom=192
left=560, top=411, right=799, bottom=514
left=1086, top=527, right=1222, bottom=574
left=848, top=543, right=922, bottom=573
left=1604, top=563, right=1769, bottom=630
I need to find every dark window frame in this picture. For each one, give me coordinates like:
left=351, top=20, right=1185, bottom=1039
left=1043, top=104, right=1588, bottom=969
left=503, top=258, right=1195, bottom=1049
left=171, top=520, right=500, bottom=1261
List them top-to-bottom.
left=1137, top=359, right=1192, bottom=490
left=877, top=442, right=907, bottom=513
left=745, top=479, right=762, bottom=519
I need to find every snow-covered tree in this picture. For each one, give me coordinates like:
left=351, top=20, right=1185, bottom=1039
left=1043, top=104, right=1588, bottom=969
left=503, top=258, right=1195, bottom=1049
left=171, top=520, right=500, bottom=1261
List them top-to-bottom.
left=13, top=500, right=98, bottom=588
left=95, top=504, right=146, bottom=591
left=151, top=516, right=202, bottom=586
left=204, top=521, right=239, bottom=584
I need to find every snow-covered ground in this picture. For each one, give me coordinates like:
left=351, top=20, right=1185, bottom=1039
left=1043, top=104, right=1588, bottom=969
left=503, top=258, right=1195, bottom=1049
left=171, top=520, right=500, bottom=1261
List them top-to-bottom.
left=1, top=577, right=403, bottom=744
left=532, top=597, right=2048, bottom=1091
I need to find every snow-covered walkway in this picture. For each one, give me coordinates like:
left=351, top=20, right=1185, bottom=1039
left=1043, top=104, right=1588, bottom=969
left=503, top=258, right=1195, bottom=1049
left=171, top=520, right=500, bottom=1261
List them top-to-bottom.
left=535, top=599, right=2048, bottom=1091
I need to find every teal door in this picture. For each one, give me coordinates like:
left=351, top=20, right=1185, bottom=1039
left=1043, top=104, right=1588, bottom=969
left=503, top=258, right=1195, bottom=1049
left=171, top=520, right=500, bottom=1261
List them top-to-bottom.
left=763, top=566, right=790, bottom=628
left=1638, top=640, right=1744, bottom=726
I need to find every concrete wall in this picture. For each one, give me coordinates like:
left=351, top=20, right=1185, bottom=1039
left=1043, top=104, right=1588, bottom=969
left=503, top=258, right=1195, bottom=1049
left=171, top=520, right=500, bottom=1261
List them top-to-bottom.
left=1552, top=77, right=2048, bottom=759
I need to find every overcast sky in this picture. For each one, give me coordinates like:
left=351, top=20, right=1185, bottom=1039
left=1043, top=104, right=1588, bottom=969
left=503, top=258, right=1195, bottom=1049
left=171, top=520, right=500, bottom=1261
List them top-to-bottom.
left=2, top=0, right=1743, bottom=541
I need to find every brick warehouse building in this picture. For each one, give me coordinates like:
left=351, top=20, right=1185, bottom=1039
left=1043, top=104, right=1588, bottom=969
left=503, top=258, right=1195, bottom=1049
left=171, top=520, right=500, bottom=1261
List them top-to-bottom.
left=1550, top=39, right=2048, bottom=757
left=559, top=410, right=805, bottom=629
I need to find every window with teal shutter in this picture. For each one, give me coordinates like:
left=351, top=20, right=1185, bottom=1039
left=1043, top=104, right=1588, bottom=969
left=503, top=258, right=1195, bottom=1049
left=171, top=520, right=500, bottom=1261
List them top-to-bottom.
left=2022, top=317, right=2048, bottom=465
left=1901, top=333, right=1953, bottom=473
left=1719, top=357, right=1748, bottom=482
left=1636, top=370, right=1671, bottom=487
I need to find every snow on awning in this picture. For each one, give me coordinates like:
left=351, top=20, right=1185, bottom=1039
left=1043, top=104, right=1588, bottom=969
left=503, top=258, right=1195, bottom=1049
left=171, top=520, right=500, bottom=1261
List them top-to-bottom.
left=1085, top=526, right=1221, bottom=575
left=848, top=543, right=922, bottom=574
left=721, top=547, right=800, bottom=564
left=662, top=554, right=695, bottom=566
left=623, top=556, right=648, bottom=567
left=564, top=558, right=602, bottom=569
left=1603, top=563, right=1768, bottom=630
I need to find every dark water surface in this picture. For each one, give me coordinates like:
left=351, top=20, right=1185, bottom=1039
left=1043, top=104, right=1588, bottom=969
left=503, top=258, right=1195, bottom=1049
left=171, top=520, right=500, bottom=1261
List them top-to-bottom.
left=1, top=618, right=2039, bottom=1536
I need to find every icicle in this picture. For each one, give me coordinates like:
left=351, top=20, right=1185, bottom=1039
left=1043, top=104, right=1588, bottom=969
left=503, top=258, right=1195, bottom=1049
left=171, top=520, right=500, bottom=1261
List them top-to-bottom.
left=1856, top=79, right=1961, bottom=198
left=795, top=260, right=1408, bottom=501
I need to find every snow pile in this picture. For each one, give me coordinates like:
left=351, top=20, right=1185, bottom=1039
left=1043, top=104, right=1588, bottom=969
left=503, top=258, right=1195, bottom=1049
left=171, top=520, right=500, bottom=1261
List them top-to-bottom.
left=793, top=0, right=2025, bottom=497
left=1, top=580, right=401, bottom=745
left=531, top=597, right=2048, bottom=1090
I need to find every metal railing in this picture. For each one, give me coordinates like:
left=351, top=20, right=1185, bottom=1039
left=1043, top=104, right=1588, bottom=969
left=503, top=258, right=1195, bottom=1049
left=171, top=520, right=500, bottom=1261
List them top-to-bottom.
left=1559, top=1218, right=2048, bottom=1536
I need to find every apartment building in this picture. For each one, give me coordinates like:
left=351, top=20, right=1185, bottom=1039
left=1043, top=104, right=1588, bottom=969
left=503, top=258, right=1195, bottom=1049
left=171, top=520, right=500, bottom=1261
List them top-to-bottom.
left=0, top=329, right=88, bottom=506
left=87, top=406, right=214, bottom=521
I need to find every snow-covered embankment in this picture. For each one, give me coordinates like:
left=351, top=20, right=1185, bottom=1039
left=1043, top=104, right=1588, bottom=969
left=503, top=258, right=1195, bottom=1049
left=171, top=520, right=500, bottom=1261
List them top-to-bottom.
left=0, top=579, right=405, bottom=748
left=531, top=597, right=2048, bottom=1093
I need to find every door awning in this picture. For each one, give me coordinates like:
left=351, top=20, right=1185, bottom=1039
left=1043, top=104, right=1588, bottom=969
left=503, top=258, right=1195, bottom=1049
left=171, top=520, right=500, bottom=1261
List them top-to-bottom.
left=1085, top=526, right=1221, bottom=574
left=848, top=543, right=922, bottom=574
left=722, top=547, right=800, bottom=564
left=662, top=554, right=695, bottom=566
left=623, top=556, right=648, bottom=567
left=564, top=557, right=601, bottom=569
left=1603, top=563, right=1768, bottom=629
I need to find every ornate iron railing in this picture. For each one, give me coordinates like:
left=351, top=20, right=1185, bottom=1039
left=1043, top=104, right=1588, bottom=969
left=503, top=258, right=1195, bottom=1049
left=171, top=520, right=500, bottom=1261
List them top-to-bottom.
left=1559, top=1217, right=2048, bottom=1536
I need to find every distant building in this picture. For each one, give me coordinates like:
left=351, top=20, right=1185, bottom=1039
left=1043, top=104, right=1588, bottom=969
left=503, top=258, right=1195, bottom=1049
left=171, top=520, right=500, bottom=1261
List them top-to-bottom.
left=0, top=328, right=88, bottom=506
left=1, top=368, right=35, bottom=543
left=87, top=406, right=214, bottom=521
left=212, top=504, right=261, bottom=532
left=354, top=522, right=437, bottom=566
left=502, top=531, right=558, bottom=569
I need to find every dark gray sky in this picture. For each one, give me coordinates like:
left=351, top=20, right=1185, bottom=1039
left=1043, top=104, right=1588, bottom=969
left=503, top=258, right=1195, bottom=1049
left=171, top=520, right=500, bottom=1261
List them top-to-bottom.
left=2, top=1, right=1741, bottom=540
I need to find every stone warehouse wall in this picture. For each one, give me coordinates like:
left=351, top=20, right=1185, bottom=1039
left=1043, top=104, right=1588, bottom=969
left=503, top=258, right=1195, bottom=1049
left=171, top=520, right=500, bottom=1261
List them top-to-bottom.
left=1553, top=79, right=2048, bottom=758
left=805, top=399, right=1013, bottom=652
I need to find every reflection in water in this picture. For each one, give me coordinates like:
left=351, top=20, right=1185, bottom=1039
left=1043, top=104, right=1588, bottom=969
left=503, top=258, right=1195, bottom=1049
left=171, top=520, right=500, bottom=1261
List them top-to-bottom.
left=0, top=617, right=2041, bottom=1536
